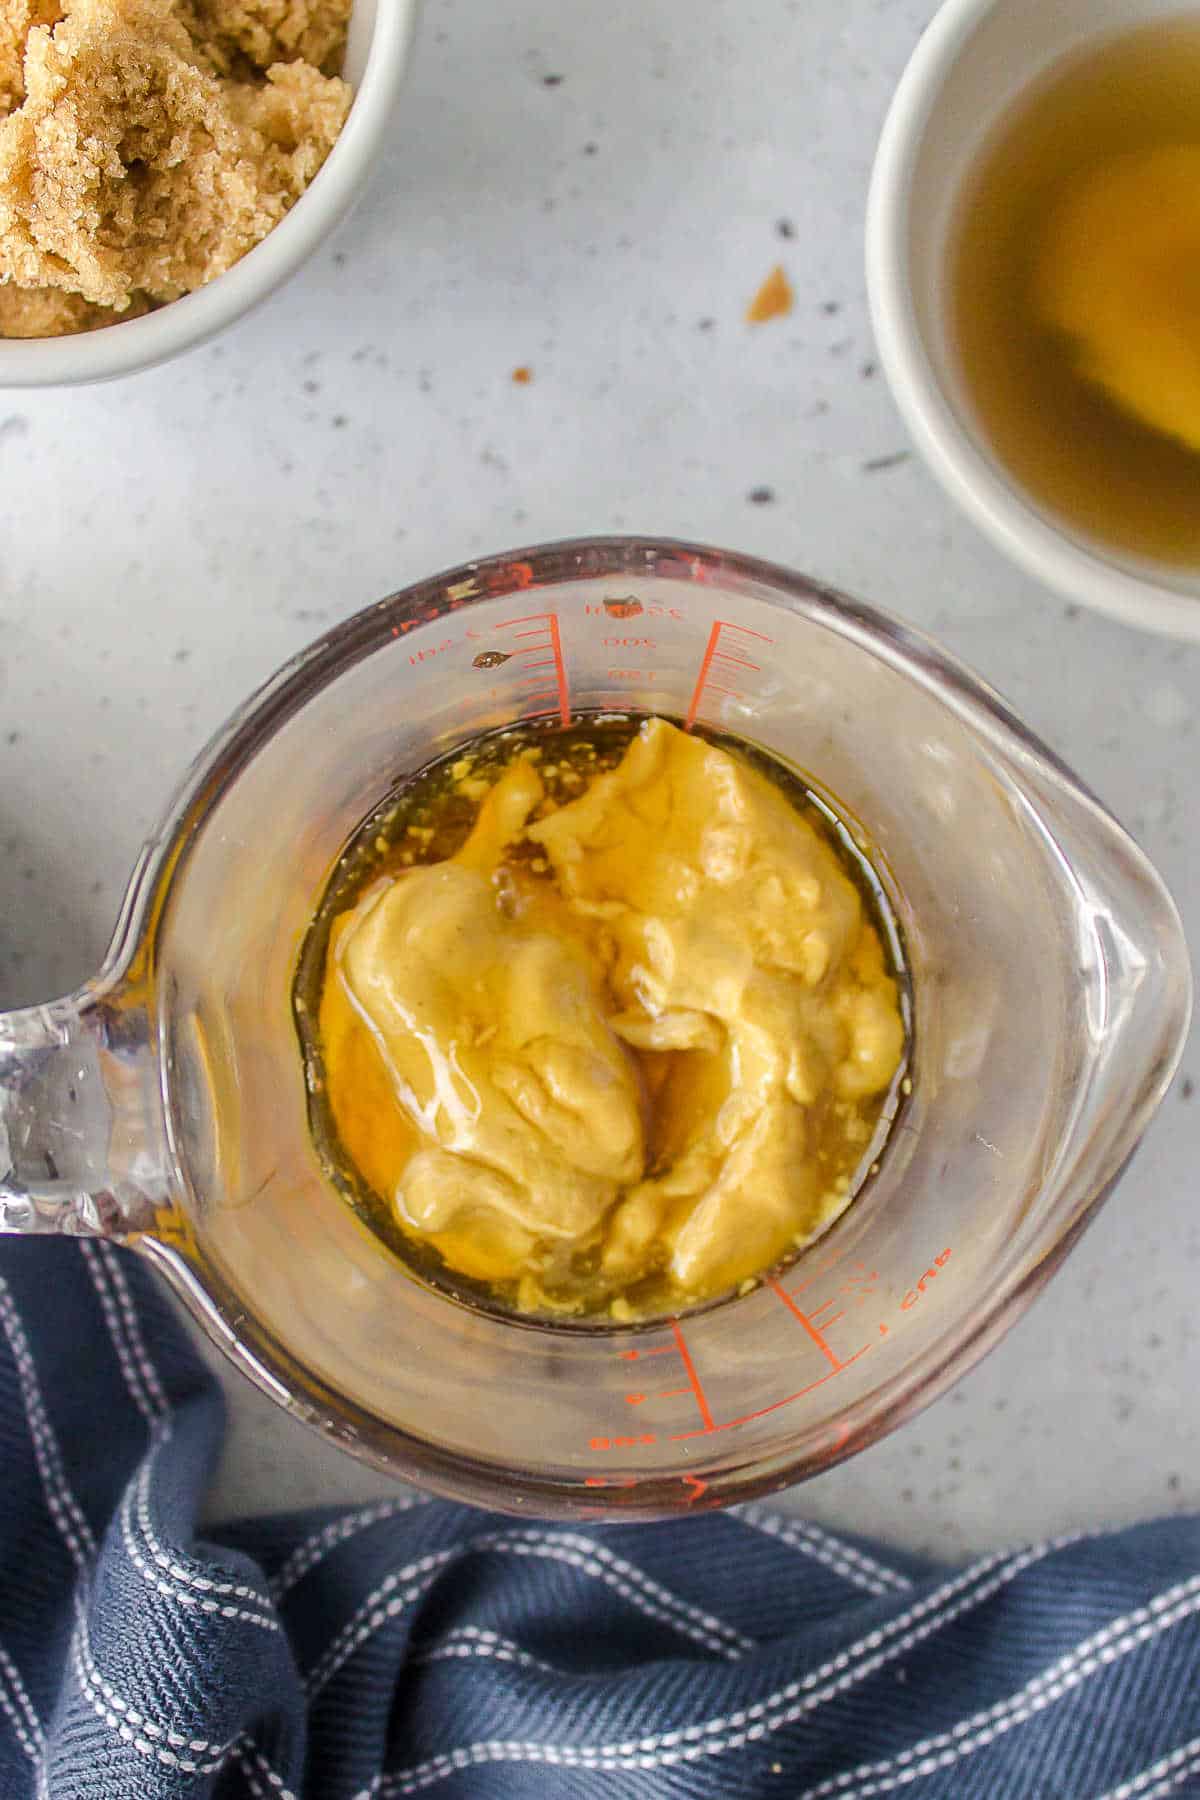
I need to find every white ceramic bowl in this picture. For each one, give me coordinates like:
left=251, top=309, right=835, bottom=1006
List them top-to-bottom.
left=0, top=0, right=418, bottom=387
left=866, top=0, right=1200, bottom=641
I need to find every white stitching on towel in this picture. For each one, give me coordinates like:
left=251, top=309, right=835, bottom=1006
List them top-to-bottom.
left=80, top=1241, right=162, bottom=1431
left=85, top=1244, right=277, bottom=1618
left=89, top=1244, right=171, bottom=1417
left=0, top=1278, right=95, bottom=1569
left=115, top=1461, right=279, bottom=1630
left=270, top=1495, right=433, bottom=1600
left=731, top=1507, right=912, bottom=1596
left=307, top=1529, right=752, bottom=1697
left=492, top=1531, right=753, bottom=1654
left=353, top=1532, right=1089, bottom=1799
left=305, top=1550, right=460, bottom=1695
left=803, top=1575, right=1200, bottom=1798
left=364, top=1577, right=1200, bottom=1798
left=74, top=1613, right=225, bottom=1755
left=73, top=1623, right=298, bottom=1796
left=412, top=1627, right=560, bottom=1679
left=69, top=1631, right=234, bottom=1776
left=0, top=1640, right=44, bottom=1757
left=0, top=1645, right=43, bottom=1763
left=1098, top=1737, right=1200, bottom=1800
left=236, top=1741, right=300, bottom=1800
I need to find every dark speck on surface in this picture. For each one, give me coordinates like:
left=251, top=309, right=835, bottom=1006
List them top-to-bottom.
left=542, top=73, right=563, bottom=86
left=583, top=141, right=598, bottom=155
left=776, top=218, right=796, bottom=240
left=332, top=251, right=347, bottom=268
left=821, top=300, right=840, bottom=316
left=697, top=317, right=715, bottom=332
left=829, top=337, right=853, bottom=357
left=861, top=360, right=877, bottom=379
left=302, top=379, right=320, bottom=395
left=0, top=414, right=29, bottom=441
left=332, top=414, right=349, bottom=429
left=862, top=451, right=911, bottom=473
left=747, top=486, right=775, bottom=505
left=1065, top=603, right=1081, bottom=620
left=173, top=648, right=190, bottom=664
left=5, top=730, right=18, bottom=745
left=1181, top=1076, right=1194, bottom=1100
left=1168, top=1474, right=1182, bottom=1493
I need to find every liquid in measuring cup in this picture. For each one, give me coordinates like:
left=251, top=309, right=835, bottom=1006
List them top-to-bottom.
left=294, top=712, right=912, bottom=1325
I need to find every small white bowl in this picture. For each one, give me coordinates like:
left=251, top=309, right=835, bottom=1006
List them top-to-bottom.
left=0, top=0, right=418, bottom=387
left=866, top=0, right=1200, bottom=641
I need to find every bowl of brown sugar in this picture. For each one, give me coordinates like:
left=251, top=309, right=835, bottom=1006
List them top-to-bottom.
left=0, top=0, right=417, bottom=384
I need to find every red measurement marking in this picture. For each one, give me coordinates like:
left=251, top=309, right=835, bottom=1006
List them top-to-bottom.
left=495, top=612, right=571, bottom=725
left=684, top=620, right=774, bottom=731
left=684, top=623, right=720, bottom=730
left=663, top=1276, right=873, bottom=1437
left=768, top=1277, right=854, bottom=1371
left=805, top=1297, right=846, bottom=1330
left=670, top=1319, right=715, bottom=1434
left=620, top=1346, right=675, bottom=1361
left=668, top=1355, right=871, bottom=1441
left=682, top=1476, right=708, bottom=1503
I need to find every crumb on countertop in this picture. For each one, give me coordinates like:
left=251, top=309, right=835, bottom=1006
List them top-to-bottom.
left=746, top=263, right=794, bottom=324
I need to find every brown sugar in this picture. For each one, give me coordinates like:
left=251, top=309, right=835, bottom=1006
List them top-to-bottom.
left=0, top=0, right=351, bottom=337
left=0, top=0, right=59, bottom=110
left=179, top=0, right=351, bottom=78
left=0, top=282, right=151, bottom=335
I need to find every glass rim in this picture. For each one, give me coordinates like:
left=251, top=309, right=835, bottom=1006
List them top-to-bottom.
left=113, top=533, right=1126, bottom=977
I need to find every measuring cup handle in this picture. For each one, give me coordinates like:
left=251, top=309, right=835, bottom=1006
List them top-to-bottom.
left=0, top=986, right=166, bottom=1238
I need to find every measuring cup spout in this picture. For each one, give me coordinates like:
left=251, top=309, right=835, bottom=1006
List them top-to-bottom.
left=0, top=982, right=167, bottom=1239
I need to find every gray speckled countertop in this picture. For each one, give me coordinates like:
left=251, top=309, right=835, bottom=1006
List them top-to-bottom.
left=2, top=0, right=1196, bottom=1558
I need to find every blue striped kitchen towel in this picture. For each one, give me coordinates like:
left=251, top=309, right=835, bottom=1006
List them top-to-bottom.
left=0, top=1237, right=1195, bottom=1800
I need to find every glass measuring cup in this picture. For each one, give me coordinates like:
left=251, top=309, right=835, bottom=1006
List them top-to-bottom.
left=0, top=538, right=1189, bottom=1518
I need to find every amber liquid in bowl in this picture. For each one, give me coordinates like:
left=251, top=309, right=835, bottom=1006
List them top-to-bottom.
left=952, top=16, right=1200, bottom=566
